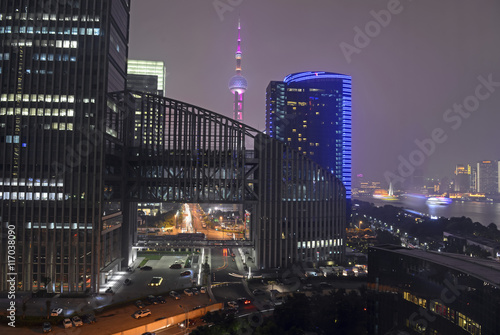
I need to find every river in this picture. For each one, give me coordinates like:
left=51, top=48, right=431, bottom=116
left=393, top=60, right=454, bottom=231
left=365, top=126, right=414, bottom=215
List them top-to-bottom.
left=358, top=197, right=500, bottom=227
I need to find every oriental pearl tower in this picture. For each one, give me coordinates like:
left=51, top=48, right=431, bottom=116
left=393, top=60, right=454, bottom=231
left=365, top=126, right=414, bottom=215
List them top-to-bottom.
left=228, top=18, right=247, bottom=122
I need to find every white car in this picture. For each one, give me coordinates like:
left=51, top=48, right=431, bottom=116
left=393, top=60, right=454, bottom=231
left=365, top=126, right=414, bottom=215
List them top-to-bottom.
left=200, top=287, right=207, bottom=294
left=183, top=288, right=193, bottom=296
left=50, top=308, right=63, bottom=317
left=133, top=309, right=151, bottom=319
left=72, top=316, right=83, bottom=327
left=62, top=318, right=72, bottom=329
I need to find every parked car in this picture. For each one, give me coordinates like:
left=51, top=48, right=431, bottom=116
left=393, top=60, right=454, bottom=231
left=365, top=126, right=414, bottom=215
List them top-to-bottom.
left=170, top=263, right=182, bottom=269
left=140, top=265, right=153, bottom=271
left=180, top=271, right=191, bottom=276
left=124, top=278, right=132, bottom=285
left=200, top=287, right=207, bottom=294
left=183, top=288, right=193, bottom=296
left=192, top=288, right=199, bottom=295
left=252, top=289, right=265, bottom=296
left=170, top=291, right=181, bottom=300
left=147, top=295, right=158, bottom=305
left=156, top=296, right=166, bottom=304
left=135, top=300, right=145, bottom=309
left=227, top=301, right=238, bottom=309
left=50, top=308, right=63, bottom=317
left=133, top=309, right=151, bottom=319
left=82, top=314, right=96, bottom=324
left=72, top=316, right=83, bottom=327
left=62, top=318, right=72, bottom=329
left=42, top=322, right=52, bottom=333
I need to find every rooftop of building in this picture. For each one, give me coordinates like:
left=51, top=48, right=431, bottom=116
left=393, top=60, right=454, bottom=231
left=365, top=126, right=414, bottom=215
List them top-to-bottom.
left=371, top=244, right=500, bottom=287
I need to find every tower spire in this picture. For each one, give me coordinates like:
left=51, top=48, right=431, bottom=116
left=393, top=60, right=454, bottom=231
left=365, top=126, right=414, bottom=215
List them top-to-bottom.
left=228, top=17, right=247, bottom=122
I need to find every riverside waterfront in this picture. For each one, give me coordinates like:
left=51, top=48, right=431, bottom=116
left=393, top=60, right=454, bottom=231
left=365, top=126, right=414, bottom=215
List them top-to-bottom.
left=359, top=197, right=500, bottom=227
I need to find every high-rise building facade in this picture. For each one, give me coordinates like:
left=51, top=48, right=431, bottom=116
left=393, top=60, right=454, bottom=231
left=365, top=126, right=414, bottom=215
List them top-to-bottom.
left=0, top=0, right=130, bottom=293
left=228, top=19, right=247, bottom=122
left=127, top=59, right=166, bottom=96
left=127, top=59, right=167, bottom=147
left=266, top=71, right=352, bottom=198
left=476, top=160, right=498, bottom=194
left=454, top=164, right=471, bottom=192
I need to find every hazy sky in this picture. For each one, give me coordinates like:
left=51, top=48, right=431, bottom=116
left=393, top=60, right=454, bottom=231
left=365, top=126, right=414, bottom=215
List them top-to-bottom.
left=129, top=0, right=500, bottom=184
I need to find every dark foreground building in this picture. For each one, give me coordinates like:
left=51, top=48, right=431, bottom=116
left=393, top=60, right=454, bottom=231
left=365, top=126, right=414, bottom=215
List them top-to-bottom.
left=0, top=0, right=130, bottom=293
left=368, top=245, right=500, bottom=335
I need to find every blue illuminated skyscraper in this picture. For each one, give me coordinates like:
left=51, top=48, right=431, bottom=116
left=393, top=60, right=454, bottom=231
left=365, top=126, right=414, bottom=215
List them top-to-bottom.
left=266, top=71, right=352, bottom=198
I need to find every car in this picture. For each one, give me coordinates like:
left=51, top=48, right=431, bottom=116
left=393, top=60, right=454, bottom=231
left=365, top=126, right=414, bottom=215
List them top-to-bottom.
left=170, top=263, right=182, bottom=269
left=141, top=265, right=153, bottom=271
left=180, top=271, right=191, bottom=276
left=148, top=276, right=163, bottom=286
left=124, top=278, right=132, bottom=285
left=105, top=287, right=114, bottom=294
left=200, top=287, right=207, bottom=294
left=183, top=288, right=193, bottom=296
left=192, top=288, right=199, bottom=295
left=252, top=289, right=265, bottom=296
left=170, top=291, right=181, bottom=300
left=147, top=295, right=158, bottom=304
left=156, top=296, right=166, bottom=304
left=237, top=297, right=251, bottom=305
left=135, top=300, right=145, bottom=309
left=227, top=301, right=238, bottom=309
left=50, top=308, right=63, bottom=317
left=133, top=309, right=152, bottom=319
left=82, top=314, right=96, bottom=324
left=72, top=316, right=83, bottom=327
left=62, top=318, right=72, bottom=329
left=178, top=319, right=196, bottom=328
left=42, top=322, right=52, bottom=333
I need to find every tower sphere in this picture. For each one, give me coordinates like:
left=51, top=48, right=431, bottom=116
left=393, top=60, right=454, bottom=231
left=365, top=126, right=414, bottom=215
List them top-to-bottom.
left=229, top=75, right=248, bottom=94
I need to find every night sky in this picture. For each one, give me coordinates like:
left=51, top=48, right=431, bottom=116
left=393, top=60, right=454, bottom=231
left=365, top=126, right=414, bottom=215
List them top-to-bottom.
left=129, top=0, right=500, bottom=184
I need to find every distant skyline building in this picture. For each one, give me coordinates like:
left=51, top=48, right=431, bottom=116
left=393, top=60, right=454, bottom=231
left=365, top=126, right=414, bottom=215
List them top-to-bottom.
left=0, top=0, right=130, bottom=293
left=228, top=19, right=247, bottom=122
left=127, top=59, right=166, bottom=96
left=266, top=71, right=352, bottom=198
left=477, top=160, right=498, bottom=194
left=454, top=164, right=471, bottom=192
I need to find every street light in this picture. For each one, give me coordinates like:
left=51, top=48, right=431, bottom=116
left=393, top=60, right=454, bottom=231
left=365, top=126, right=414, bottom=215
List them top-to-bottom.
left=179, top=304, right=189, bottom=334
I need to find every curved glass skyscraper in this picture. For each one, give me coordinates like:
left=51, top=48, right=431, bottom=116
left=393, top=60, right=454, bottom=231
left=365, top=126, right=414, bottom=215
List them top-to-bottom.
left=266, top=71, right=352, bottom=198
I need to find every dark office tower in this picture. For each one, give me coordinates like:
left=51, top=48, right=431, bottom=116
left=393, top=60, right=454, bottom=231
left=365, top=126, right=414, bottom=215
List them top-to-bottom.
left=0, top=0, right=130, bottom=294
left=266, top=71, right=352, bottom=198
left=454, top=164, right=471, bottom=192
